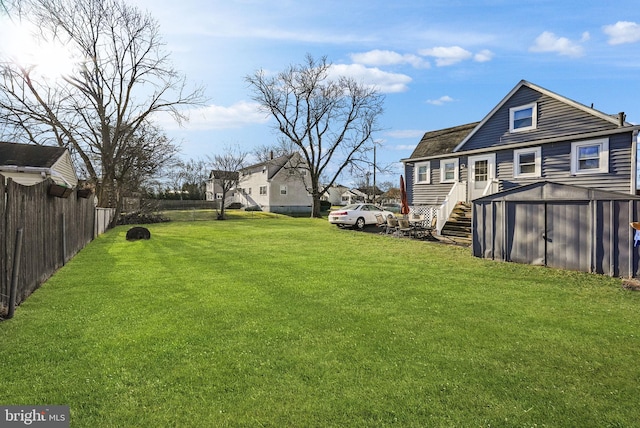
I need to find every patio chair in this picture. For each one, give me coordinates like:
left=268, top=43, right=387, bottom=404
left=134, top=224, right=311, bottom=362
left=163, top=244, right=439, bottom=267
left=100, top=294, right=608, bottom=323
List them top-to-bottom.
left=375, top=213, right=386, bottom=233
left=385, top=215, right=399, bottom=235
left=423, top=215, right=437, bottom=241
left=397, top=218, right=413, bottom=237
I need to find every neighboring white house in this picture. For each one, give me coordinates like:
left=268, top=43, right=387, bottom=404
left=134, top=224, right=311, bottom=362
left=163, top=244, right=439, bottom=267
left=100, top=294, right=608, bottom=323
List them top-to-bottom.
left=0, top=141, right=78, bottom=188
left=232, top=153, right=312, bottom=213
left=205, top=170, right=239, bottom=202
left=320, top=184, right=348, bottom=206
left=340, top=188, right=367, bottom=205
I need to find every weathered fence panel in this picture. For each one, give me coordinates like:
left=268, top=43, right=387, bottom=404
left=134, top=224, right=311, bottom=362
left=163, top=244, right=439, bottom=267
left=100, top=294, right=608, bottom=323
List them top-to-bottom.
left=0, top=175, right=6, bottom=315
left=1, top=177, right=96, bottom=317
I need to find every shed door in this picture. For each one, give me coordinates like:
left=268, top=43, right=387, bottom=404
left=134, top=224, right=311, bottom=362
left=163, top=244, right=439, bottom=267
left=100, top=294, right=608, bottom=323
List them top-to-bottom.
left=506, top=202, right=590, bottom=271
left=545, top=202, right=590, bottom=272
left=507, top=203, right=546, bottom=265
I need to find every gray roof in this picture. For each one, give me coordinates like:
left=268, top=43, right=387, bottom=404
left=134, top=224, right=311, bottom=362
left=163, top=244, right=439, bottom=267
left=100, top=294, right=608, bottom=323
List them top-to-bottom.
left=409, top=122, right=479, bottom=159
left=0, top=142, right=67, bottom=168
left=242, top=153, right=295, bottom=179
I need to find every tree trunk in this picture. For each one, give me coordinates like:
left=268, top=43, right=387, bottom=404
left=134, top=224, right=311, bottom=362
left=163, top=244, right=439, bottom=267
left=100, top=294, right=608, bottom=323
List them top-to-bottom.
left=311, top=193, right=322, bottom=218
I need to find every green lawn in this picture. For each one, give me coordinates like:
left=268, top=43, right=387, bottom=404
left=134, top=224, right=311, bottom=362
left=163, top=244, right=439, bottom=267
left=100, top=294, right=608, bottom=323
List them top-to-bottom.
left=1, top=215, right=639, bottom=427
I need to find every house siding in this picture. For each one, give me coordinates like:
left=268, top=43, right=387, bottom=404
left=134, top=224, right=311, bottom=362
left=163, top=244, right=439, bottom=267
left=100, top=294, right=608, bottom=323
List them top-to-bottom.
left=461, top=86, right=620, bottom=152
left=498, top=131, right=633, bottom=194
left=51, top=151, right=78, bottom=187
left=406, top=162, right=457, bottom=206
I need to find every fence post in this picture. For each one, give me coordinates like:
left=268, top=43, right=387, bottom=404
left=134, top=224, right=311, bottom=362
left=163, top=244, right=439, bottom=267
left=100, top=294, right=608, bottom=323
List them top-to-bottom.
left=61, top=212, right=67, bottom=266
left=7, top=227, right=24, bottom=320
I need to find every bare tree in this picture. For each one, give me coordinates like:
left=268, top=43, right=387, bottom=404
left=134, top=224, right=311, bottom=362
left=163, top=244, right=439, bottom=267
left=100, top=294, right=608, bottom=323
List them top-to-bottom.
left=0, top=0, right=205, bottom=224
left=246, top=54, right=385, bottom=218
left=208, top=146, right=248, bottom=220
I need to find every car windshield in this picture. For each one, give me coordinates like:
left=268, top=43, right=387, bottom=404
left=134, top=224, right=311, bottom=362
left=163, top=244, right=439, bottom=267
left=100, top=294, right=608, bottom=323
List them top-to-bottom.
left=342, top=204, right=361, bottom=211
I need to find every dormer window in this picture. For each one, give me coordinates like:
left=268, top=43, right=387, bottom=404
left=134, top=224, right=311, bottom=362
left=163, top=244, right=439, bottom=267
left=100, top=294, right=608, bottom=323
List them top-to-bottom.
left=509, top=102, right=537, bottom=133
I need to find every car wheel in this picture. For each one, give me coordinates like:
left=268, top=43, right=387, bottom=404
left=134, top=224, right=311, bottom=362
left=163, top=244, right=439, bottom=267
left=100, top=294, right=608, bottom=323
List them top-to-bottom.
left=355, top=217, right=366, bottom=230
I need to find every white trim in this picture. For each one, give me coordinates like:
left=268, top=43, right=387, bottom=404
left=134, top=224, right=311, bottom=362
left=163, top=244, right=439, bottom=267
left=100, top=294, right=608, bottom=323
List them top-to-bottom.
left=509, top=102, right=537, bottom=133
left=570, top=138, right=609, bottom=175
left=513, top=147, right=542, bottom=178
left=468, top=153, right=496, bottom=201
left=440, top=158, right=459, bottom=183
left=414, top=161, right=430, bottom=184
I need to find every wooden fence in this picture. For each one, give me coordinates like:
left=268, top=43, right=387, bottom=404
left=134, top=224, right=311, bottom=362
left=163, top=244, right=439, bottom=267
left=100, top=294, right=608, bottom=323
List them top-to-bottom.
left=1, top=176, right=97, bottom=318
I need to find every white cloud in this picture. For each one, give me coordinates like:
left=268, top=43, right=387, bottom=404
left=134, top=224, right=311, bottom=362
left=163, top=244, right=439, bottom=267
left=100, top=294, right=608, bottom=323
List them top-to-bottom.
left=603, top=21, right=640, bottom=45
left=529, top=31, right=585, bottom=58
left=418, top=46, right=472, bottom=66
left=418, top=46, right=492, bottom=67
left=350, top=49, right=430, bottom=69
left=474, top=49, right=494, bottom=63
left=329, top=64, right=412, bottom=93
left=426, top=95, right=455, bottom=106
left=154, top=101, right=269, bottom=131
left=384, top=130, right=425, bottom=139
left=393, top=145, right=418, bottom=151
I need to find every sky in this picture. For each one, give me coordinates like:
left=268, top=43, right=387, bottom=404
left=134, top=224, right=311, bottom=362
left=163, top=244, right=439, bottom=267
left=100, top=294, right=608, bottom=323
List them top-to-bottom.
left=3, top=0, right=640, bottom=186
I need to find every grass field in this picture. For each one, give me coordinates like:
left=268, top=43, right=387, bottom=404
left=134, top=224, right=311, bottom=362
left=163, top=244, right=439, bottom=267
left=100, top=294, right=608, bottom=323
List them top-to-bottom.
left=1, top=214, right=639, bottom=427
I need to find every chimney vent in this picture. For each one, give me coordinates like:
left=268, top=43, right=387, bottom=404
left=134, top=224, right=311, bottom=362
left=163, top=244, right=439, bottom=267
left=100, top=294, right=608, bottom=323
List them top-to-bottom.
left=619, top=112, right=626, bottom=127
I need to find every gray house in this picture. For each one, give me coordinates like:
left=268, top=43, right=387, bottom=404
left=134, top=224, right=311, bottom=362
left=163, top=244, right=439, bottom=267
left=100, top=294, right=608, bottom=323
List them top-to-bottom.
left=402, top=80, right=640, bottom=238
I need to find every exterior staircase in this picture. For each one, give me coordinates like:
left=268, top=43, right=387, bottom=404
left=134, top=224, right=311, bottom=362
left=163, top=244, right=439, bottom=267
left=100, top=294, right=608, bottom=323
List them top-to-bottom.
left=440, top=202, right=472, bottom=244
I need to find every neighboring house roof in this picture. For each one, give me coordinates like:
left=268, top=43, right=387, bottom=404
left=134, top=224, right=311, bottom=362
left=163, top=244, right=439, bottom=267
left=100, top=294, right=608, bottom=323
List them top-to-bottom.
left=409, top=122, right=479, bottom=159
left=0, top=141, right=67, bottom=168
left=0, top=141, right=78, bottom=187
left=241, top=154, right=296, bottom=179
left=209, top=169, right=239, bottom=180
left=343, top=188, right=367, bottom=197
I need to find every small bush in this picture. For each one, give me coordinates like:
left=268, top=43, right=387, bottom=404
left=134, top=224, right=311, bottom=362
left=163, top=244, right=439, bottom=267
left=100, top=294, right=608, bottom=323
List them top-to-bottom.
left=320, top=200, right=332, bottom=211
left=117, top=211, right=170, bottom=225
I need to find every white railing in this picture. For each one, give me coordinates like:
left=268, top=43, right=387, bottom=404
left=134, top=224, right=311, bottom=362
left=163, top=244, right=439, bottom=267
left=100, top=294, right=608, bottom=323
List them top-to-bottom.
left=482, top=179, right=500, bottom=197
left=437, top=181, right=467, bottom=233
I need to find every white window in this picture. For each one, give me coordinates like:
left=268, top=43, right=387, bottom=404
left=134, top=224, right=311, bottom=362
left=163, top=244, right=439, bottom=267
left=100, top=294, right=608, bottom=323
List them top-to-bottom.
left=509, top=103, right=537, bottom=133
left=571, top=138, right=609, bottom=175
left=513, top=147, right=541, bottom=178
left=440, top=158, right=459, bottom=183
left=414, top=161, right=430, bottom=184
left=280, top=185, right=287, bottom=195
left=259, top=186, right=267, bottom=195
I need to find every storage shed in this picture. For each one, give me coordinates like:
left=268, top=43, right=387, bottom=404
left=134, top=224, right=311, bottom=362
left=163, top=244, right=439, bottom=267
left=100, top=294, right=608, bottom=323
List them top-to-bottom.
left=472, top=181, right=640, bottom=278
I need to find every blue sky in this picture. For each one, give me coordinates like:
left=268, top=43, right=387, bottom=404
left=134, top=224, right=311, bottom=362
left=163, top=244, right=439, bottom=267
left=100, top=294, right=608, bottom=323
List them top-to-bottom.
left=6, top=0, right=640, bottom=185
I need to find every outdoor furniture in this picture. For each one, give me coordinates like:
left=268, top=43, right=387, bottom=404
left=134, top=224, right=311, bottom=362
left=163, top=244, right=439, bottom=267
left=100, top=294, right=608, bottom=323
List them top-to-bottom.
left=409, top=213, right=425, bottom=238
left=375, top=214, right=387, bottom=233
left=385, top=215, right=399, bottom=235
left=422, top=215, right=437, bottom=241
left=397, top=218, right=413, bottom=237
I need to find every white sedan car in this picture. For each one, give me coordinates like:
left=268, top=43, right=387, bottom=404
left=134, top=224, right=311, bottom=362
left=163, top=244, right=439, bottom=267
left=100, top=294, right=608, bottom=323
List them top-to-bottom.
left=328, top=204, right=395, bottom=230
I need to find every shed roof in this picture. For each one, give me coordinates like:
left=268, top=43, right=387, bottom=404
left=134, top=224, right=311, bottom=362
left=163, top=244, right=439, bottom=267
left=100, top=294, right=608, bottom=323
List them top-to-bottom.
left=408, top=122, right=479, bottom=160
left=0, top=142, right=67, bottom=168
left=474, top=181, right=640, bottom=203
